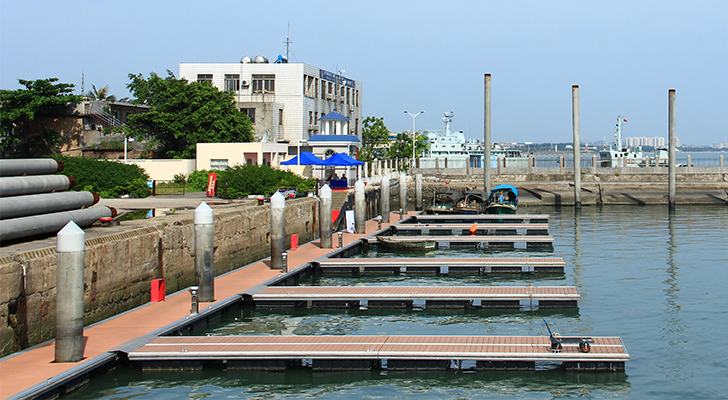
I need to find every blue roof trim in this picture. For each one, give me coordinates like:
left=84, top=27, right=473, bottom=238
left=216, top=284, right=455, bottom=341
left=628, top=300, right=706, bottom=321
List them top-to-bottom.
left=318, top=111, right=350, bottom=121
left=309, top=134, right=361, bottom=143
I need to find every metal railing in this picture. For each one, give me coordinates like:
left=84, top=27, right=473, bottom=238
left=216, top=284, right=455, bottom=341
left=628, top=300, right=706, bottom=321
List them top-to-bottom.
left=152, top=180, right=186, bottom=196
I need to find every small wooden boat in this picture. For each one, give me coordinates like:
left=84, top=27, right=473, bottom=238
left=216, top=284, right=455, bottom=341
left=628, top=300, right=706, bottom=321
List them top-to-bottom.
left=485, top=184, right=518, bottom=215
left=424, top=189, right=462, bottom=215
left=455, top=189, right=488, bottom=214
left=375, top=236, right=436, bottom=250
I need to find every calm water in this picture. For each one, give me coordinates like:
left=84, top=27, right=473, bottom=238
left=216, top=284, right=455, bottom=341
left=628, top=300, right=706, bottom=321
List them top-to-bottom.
left=63, top=205, right=728, bottom=399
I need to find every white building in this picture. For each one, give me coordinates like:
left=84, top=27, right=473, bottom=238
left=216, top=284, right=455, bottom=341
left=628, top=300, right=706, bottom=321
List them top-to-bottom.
left=179, top=57, right=363, bottom=172
left=625, top=136, right=667, bottom=147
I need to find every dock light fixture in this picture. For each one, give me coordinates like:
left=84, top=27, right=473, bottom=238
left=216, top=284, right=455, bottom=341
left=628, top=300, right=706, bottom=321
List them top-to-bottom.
left=404, top=110, right=425, bottom=161
left=189, top=286, right=199, bottom=314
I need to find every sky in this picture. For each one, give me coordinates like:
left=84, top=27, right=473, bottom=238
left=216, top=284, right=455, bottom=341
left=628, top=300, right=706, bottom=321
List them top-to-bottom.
left=2, top=0, right=727, bottom=146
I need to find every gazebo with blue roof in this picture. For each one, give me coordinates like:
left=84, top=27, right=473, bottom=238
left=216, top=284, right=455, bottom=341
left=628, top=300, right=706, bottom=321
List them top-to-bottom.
left=308, top=110, right=363, bottom=183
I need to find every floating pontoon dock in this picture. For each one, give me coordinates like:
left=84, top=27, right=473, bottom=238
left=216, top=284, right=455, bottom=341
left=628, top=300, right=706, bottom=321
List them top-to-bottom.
left=413, top=214, right=549, bottom=224
left=393, top=223, right=549, bottom=235
left=370, top=235, right=554, bottom=248
left=317, top=257, right=566, bottom=273
left=248, top=286, right=579, bottom=309
left=127, top=335, right=629, bottom=372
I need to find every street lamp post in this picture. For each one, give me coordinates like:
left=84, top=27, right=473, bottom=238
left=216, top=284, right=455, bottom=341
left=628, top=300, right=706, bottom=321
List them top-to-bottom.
left=403, top=110, right=425, bottom=162
left=124, top=137, right=135, bottom=163
left=297, top=140, right=308, bottom=176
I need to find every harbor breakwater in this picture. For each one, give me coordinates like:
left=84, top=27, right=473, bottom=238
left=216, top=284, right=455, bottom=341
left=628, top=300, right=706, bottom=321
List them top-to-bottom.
left=412, top=168, right=728, bottom=206
left=0, top=197, right=319, bottom=357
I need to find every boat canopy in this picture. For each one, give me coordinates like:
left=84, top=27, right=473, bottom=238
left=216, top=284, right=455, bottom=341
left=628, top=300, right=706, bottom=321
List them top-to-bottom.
left=490, top=184, right=518, bottom=196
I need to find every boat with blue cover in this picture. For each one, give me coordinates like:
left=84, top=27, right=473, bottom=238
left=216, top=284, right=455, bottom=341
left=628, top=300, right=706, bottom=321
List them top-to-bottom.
left=485, top=184, right=518, bottom=214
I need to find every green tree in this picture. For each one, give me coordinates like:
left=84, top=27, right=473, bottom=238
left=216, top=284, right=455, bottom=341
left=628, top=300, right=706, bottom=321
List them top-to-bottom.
left=125, top=71, right=254, bottom=159
left=0, top=78, right=83, bottom=157
left=85, top=84, right=117, bottom=102
left=358, top=116, right=390, bottom=162
left=387, top=132, right=430, bottom=161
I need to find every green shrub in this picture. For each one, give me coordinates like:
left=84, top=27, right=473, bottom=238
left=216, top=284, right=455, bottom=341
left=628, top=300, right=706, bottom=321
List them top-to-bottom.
left=52, top=155, right=151, bottom=198
left=215, top=164, right=316, bottom=198
left=187, top=169, right=212, bottom=191
left=173, top=173, right=187, bottom=183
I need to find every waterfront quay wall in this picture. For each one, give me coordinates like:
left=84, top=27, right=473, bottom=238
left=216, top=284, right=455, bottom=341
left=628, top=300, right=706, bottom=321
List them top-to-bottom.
left=413, top=166, right=728, bottom=206
left=0, top=197, right=319, bottom=357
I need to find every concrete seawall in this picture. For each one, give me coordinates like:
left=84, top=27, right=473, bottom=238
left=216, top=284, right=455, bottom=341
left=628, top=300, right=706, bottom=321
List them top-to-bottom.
left=414, top=170, right=728, bottom=206
left=0, top=197, right=319, bottom=357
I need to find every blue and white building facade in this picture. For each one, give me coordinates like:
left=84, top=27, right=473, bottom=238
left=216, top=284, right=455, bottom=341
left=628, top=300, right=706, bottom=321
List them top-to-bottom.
left=179, top=58, right=363, bottom=168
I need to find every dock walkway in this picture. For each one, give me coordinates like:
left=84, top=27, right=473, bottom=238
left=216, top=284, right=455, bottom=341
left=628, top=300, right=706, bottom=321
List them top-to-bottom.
left=412, top=214, right=549, bottom=224
left=394, top=223, right=549, bottom=235
left=371, top=235, right=554, bottom=248
left=318, top=257, right=566, bottom=273
left=249, top=285, right=579, bottom=309
left=127, top=335, right=629, bottom=371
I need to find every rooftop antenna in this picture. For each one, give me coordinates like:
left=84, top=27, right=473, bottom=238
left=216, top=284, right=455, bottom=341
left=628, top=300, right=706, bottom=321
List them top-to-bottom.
left=285, top=22, right=292, bottom=61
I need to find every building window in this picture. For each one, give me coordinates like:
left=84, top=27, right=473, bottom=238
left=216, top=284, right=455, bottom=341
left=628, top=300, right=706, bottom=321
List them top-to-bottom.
left=197, top=74, right=212, bottom=84
left=224, top=74, right=240, bottom=91
left=252, top=74, right=275, bottom=93
left=304, top=75, right=315, bottom=97
left=315, top=78, right=319, bottom=98
left=242, top=108, right=255, bottom=124
left=279, top=109, right=283, bottom=125
left=309, top=111, right=313, bottom=125
left=210, top=159, right=228, bottom=171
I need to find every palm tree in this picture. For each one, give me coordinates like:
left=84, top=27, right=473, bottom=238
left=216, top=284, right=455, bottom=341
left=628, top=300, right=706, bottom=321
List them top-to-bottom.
left=85, top=84, right=117, bottom=102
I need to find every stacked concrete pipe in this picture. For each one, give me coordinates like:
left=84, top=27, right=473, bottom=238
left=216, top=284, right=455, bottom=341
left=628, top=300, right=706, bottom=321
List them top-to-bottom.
left=0, top=158, right=114, bottom=242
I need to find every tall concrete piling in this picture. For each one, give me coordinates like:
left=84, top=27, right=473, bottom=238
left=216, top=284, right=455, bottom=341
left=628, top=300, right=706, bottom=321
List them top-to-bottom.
left=484, top=73, right=492, bottom=193
left=572, top=85, right=582, bottom=208
left=668, top=89, right=676, bottom=208
left=399, top=172, right=407, bottom=212
left=415, top=173, right=423, bottom=211
left=381, top=175, right=390, bottom=223
left=355, top=180, right=366, bottom=234
left=319, top=184, right=332, bottom=248
left=270, top=191, right=286, bottom=270
left=194, top=202, right=214, bottom=302
left=55, top=221, right=85, bottom=363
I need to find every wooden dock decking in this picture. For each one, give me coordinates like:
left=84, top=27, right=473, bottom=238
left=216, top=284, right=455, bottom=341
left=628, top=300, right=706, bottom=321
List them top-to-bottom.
left=413, top=214, right=549, bottom=224
left=393, top=223, right=549, bottom=235
left=370, top=235, right=554, bottom=248
left=317, top=257, right=566, bottom=273
left=249, top=286, right=579, bottom=309
left=126, top=335, right=629, bottom=371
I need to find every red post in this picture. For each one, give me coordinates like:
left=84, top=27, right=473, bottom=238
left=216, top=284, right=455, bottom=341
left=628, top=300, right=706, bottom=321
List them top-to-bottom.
left=291, top=234, right=299, bottom=250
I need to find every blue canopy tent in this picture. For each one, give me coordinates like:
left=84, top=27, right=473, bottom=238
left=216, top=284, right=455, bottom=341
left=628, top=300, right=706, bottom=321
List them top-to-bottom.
left=280, top=152, right=326, bottom=165
left=321, top=152, right=365, bottom=166
left=321, top=153, right=364, bottom=188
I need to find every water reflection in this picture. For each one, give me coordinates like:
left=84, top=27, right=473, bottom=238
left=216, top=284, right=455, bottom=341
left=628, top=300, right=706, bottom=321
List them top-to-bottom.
left=658, top=208, right=690, bottom=381
left=207, top=307, right=581, bottom=337
left=64, top=366, right=630, bottom=400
